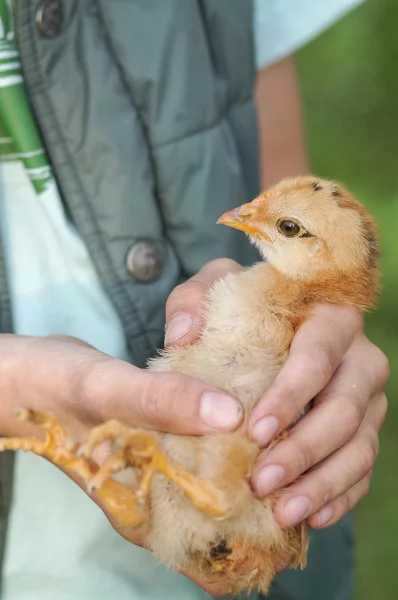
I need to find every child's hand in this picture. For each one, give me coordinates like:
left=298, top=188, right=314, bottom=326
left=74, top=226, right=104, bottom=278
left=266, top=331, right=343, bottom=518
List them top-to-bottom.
left=166, top=259, right=389, bottom=531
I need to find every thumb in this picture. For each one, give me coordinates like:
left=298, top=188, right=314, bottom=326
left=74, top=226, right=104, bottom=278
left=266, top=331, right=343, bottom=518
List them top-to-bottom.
left=165, top=258, right=243, bottom=347
left=92, top=361, right=243, bottom=436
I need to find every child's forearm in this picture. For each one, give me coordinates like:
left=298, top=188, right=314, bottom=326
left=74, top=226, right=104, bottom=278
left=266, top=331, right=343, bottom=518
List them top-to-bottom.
left=255, top=56, right=309, bottom=190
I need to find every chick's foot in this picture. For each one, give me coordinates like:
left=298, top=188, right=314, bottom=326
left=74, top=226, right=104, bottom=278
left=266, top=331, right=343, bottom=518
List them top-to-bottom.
left=0, top=409, right=145, bottom=529
left=81, top=421, right=231, bottom=520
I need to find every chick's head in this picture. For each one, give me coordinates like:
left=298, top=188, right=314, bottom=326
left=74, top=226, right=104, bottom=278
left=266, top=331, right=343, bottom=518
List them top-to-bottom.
left=218, top=176, right=380, bottom=308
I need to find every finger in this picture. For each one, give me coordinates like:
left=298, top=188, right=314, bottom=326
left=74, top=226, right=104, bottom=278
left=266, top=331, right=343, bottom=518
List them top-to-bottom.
left=165, top=258, right=243, bottom=346
left=249, top=305, right=363, bottom=446
left=252, top=336, right=384, bottom=497
left=87, top=361, right=243, bottom=435
left=270, top=393, right=386, bottom=528
left=307, top=474, right=372, bottom=529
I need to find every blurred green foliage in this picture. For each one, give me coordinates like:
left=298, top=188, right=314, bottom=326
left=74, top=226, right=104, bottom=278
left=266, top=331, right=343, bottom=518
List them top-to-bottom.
left=297, top=1, right=398, bottom=599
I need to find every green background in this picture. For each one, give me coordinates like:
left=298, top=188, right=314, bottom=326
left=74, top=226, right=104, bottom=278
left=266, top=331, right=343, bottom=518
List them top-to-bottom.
left=297, top=1, right=397, bottom=599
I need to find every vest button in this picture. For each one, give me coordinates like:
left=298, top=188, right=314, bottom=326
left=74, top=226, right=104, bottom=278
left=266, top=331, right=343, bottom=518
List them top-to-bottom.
left=36, top=0, right=63, bottom=39
left=126, top=241, right=164, bottom=283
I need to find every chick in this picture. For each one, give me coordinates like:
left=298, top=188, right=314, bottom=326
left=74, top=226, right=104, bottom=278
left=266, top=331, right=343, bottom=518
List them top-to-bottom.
left=0, top=176, right=380, bottom=595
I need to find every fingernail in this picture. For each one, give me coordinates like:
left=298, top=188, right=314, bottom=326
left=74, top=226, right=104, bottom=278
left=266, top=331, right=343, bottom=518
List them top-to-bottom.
left=165, top=314, right=194, bottom=345
left=200, top=392, right=242, bottom=431
left=251, top=416, right=279, bottom=446
left=256, top=465, right=285, bottom=497
left=284, top=496, right=311, bottom=526
left=316, top=505, right=335, bottom=528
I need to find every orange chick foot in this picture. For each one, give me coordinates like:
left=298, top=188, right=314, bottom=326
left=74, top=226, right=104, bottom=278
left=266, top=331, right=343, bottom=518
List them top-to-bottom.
left=0, top=409, right=146, bottom=529
left=0, top=412, right=230, bottom=527
left=80, top=421, right=232, bottom=520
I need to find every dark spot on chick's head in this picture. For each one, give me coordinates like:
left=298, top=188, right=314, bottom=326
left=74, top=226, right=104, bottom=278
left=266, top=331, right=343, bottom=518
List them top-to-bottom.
left=311, top=181, right=323, bottom=192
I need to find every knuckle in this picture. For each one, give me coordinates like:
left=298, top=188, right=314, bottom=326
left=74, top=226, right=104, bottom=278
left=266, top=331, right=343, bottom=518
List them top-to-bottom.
left=206, top=257, right=241, bottom=275
left=166, top=258, right=241, bottom=319
left=166, top=280, right=207, bottom=314
left=166, top=282, right=185, bottom=304
left=312, top=305, right=362, bottom=336
left=334, top=306, right=363, bottom=336
left=346, top=308, right=363, bottom=332
left=361, top=340, right=390, bottom=388
left=311, top=346, right=335, bottom=382
left=374, top=347, right=390, bottom=386
left=77, top=355, right=116, bottom=423
left=142, top=373, right=194, bottom=430
left=139, top=374, right=181, bottom=429
left=139, top=377, right=163, bottom=423
left=272, top=380, right=297, bottom=409
left=378, top=393, right=388, bottom=424
left=270, top=397, right=297, bottom=429
left=340, top=399, right=364, bottom=435
left=271, top=403, right=305, bottom=437
left=371, top=431, right=380, bottom=457
left=371, top=434, right=380, bottom=461
left=357, top=438, right=378, bottom=475
left=287, top=439, right=316, bottom=476
left=298, top=447, right=316, bottom=475
left=359, top=448, right=375, bottom=475
left=361, top=474, right=372, bottom=497
left=315, top=475, right=333, bottom=505
left=347, top=477, right=372, bottom=513
left=330, top=491, right=351, bottom=521
left=340, top=491, right=351, bottom=516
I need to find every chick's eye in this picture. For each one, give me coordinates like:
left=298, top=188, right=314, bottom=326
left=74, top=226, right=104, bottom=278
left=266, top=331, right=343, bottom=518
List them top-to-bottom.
left=278, top=219, right=300, bottom=237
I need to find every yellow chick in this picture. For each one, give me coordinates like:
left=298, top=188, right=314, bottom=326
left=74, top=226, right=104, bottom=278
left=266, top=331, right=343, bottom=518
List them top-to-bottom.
left=0, top=176, right=380, bottom=596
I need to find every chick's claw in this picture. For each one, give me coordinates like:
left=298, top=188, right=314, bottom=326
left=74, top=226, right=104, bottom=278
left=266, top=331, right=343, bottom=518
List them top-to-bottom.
left=14, top=407, right=67, bottom=445
left=78, top=420, right=129, bottom=459
left=80, top=422, right=231, bottom=520
left=87, top=453, right=128, bottom=494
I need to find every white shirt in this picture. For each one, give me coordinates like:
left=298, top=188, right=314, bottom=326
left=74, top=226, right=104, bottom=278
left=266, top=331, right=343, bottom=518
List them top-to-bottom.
left=254, top=0, right=364, bottom=69
left=0, top=2, right=364, bottom=598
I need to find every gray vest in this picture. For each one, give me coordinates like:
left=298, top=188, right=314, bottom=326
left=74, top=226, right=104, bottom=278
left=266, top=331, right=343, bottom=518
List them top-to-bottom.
left=0, top=0, right=260, bottom=577
left=0, top=0, right=260, bottom=363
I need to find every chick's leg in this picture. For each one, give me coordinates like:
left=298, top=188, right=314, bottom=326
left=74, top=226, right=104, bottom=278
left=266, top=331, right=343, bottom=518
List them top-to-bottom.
left=0, top=408, right=85, bottom=471
left=0, top=409, right=146, bottom=529
left=82, top=423, right=231, bottom=519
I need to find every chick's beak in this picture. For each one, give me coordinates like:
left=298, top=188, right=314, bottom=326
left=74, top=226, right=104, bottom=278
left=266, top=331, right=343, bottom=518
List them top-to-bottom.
left=217, top=202, right=272, bottom=242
